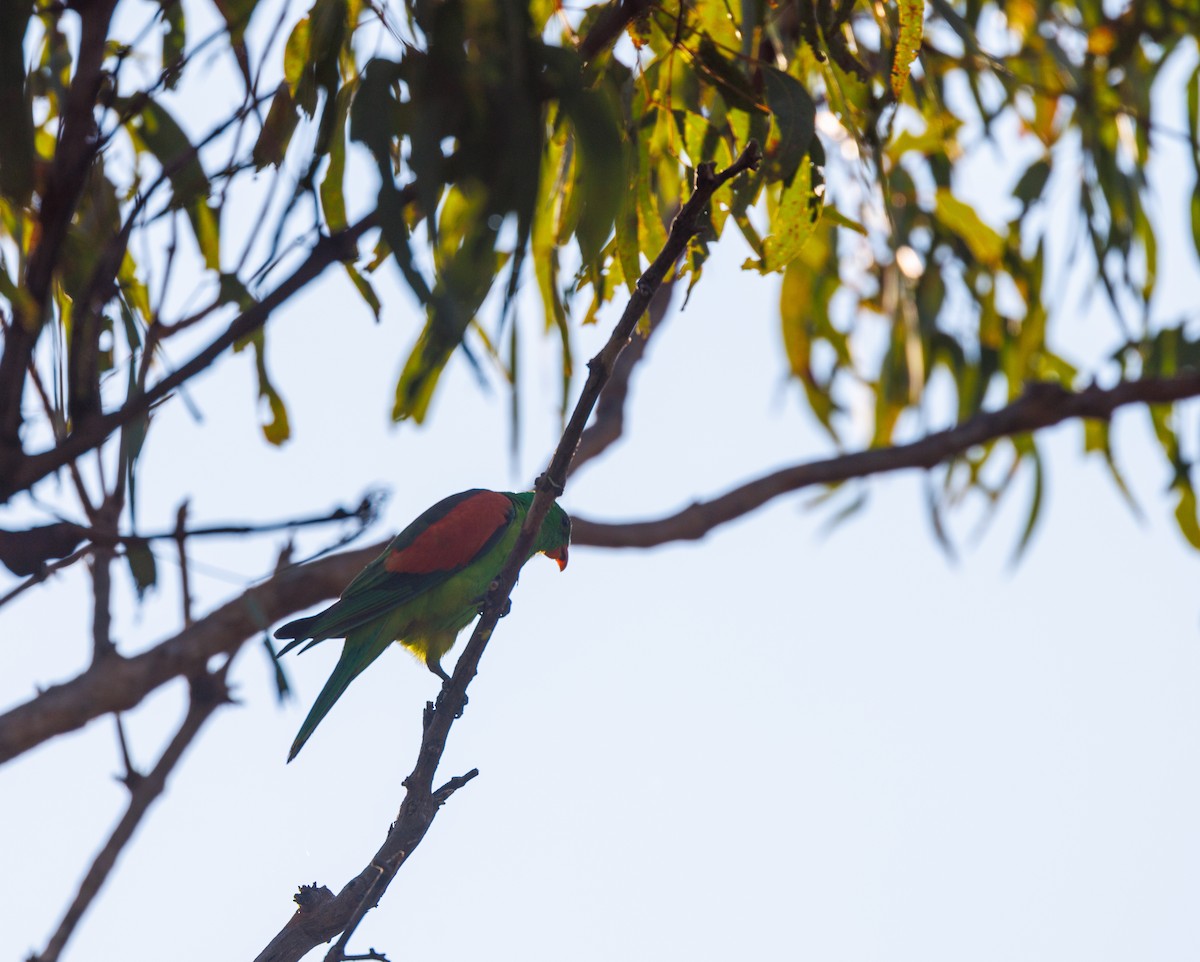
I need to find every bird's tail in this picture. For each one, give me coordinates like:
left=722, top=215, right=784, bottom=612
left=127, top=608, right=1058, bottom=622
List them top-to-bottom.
left=274, top=613, right=323, bottom=657
left=287, top=618, right=399, bottom=762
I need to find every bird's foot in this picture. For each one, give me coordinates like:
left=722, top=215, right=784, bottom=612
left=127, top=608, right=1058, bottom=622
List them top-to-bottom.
left=434, top=682, right=468, bottom=719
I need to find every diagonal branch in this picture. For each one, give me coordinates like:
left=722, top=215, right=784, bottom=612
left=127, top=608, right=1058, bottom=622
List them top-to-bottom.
left=251, top=141, right=765, bottom=962
left=568, top=273, right=676, bottom=477
left=568, top=375, right=1200, bottom=548
left=31, top=668, right=234, bottom=962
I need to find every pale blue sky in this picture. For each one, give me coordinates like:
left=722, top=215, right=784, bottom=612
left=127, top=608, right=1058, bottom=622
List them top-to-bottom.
left=2, top=4, right=1199, bottom=961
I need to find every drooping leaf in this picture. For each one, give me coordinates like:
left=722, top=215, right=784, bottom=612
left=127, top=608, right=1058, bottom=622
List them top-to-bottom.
left=160, top=0, right=186, bottom=87
left=891, top=0, right=925, bottom=98
left=762, top=67, right=815, bottom=186
left=253, top=83, right=301, bottom=169
left=319, top=85, right=352, bottom=231
left=757, top=159, right=820, bottom=273
left=934, top=188, right=1004, bottom=267
left=344, top=263, right=381, bottom=320
left=233, top=329, right=291, bottom=445
left=1010, top=441, right=1044, bottom=563
left=1173, top=471, right=1200, bottom=550
left=125, top=538, right=158, bottom=599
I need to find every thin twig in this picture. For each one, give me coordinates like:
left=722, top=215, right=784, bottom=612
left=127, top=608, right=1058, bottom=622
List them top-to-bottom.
left=2, top=212, right=383, bottom=502
left=569, top=273, right=677, bottom=477
left=174, top=501, right=193, bottom=626
left=32, top=667, right=234, bottom=962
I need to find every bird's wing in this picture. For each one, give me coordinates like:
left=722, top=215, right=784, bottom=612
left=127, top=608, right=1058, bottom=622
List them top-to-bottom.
left=277, top=489, right=516, bottom=645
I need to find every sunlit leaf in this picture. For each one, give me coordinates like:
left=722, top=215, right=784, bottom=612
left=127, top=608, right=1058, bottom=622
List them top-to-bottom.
left=891, top=0, right=925, bottom=98
left=757, top=159, right=820, bottom=273
left=934, top=188, right=1004, bottom=267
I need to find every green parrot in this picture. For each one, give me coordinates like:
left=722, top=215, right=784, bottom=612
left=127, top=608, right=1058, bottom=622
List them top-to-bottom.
left=275, top=489, right=571, bottom=760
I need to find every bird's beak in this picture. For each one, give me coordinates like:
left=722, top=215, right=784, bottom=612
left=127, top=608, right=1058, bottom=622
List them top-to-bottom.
left=546, top=545, right=568, bottom=571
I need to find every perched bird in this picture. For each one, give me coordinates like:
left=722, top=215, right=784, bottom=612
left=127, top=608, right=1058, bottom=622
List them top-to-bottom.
left=275, top=488, right=571, bottom=761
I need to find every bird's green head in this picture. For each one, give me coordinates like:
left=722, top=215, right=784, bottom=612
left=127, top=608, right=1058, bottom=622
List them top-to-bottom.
left=513, top=493, right=572, bottom=571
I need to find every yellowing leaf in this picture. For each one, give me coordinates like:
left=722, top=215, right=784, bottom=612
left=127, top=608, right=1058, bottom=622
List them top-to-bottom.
left=891, top=0, right=924, bottom=98
left=759, top=160, right=820, bottom=273
left=934, top=188, right=1004, bottom=267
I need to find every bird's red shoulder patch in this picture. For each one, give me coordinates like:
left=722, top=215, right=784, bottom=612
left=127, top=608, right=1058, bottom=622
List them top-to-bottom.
left=385, top=490, right=513, bottom=574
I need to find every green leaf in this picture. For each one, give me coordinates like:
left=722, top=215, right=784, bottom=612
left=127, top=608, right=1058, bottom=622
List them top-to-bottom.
left=160, top=0, right=186, bottom=87
left=210, top=0, right=256, bottom=45
left=891, top=0, right=925, bottom=98
left=284, top=16, right=311, bottom=94
left=693, top=38, right=758, bottom=112
left=762, top=67, right=815, bottom=186
left=252, top=83, right=301, bottom=170
left=318, top=86, right=351, bottom=231
left=567, top=88, right=626, bottom=268
left=127, top=98, right=210, bottom=207
left=533, top=118, right=570, bottom=329
left=1013, top=158, right=1051, bottom=210
left=758, top=159, right=820, bottom=272
left=1191, top=184, right=1200, bottom=265
left=615, top=185, right=642, bottom=296
left=934, top=188, right=1004, bottom=267
left=189, top=200, right=221, bottom=271
left=344, top=263, right=381, bottom=320
left=218, top=272, right=255, bottom=309
left=233, top=329, right=291, bottom=445
left=1083, top=417, right=1141, bottom=518
left=1010, top=441, right=1044, bottom=564
left=1173, top=473, right=1200, bottom=550
left=125, top=539, right=158, bottom=600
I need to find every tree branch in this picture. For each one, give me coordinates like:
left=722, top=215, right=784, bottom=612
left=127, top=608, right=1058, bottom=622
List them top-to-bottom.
left=0, top=0, right=119, bottom=462
left=251, top=140, right=766, bottom=962
left=0, top=213, right=380, bottom=503
left=568, top=272, right=676, bottom=477
left=8, top=370, right=1196, bottom=766
left=568, top=375, right=1200, bottom=548
left=0, top=541, right=385, bottom=764
left=31, top=668, right=233, bottom=962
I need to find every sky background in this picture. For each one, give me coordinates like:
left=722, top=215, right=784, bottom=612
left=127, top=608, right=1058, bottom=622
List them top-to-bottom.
left=2, top=3, right=1199, bottom=960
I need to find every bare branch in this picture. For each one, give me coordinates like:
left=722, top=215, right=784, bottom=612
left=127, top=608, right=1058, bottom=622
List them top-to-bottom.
left=569, top=274, right=676, bottom=477
left=569, top=375, right=1200, bottom=548
left=0, top=541, right=385, bottom=765
left=31, top=669, right=233, bottom=962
